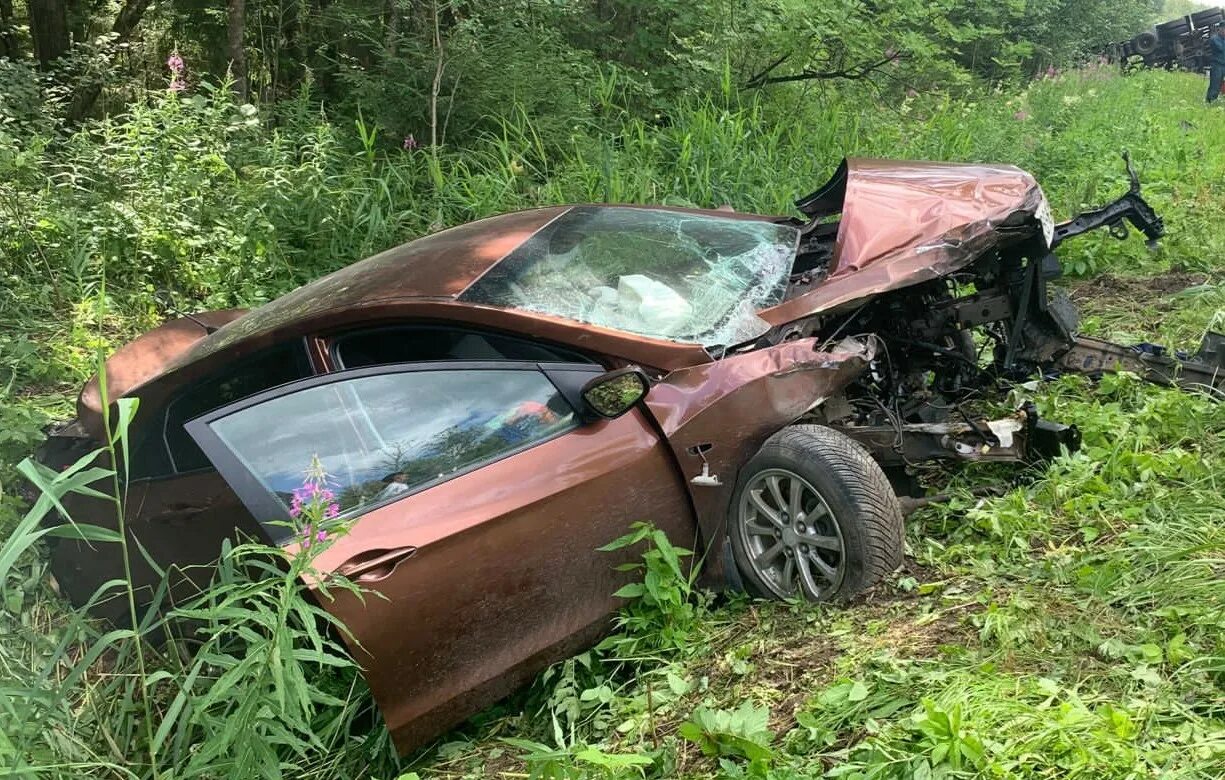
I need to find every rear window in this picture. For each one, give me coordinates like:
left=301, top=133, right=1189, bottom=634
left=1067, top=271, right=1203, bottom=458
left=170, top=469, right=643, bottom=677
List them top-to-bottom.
left=460, top=207, right=798, bottom=349
left=163, top=343, right=313, bottom=473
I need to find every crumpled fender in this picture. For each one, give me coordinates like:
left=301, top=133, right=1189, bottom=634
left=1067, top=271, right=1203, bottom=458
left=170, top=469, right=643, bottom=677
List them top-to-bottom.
left=643, top=336, right=875, bottom=586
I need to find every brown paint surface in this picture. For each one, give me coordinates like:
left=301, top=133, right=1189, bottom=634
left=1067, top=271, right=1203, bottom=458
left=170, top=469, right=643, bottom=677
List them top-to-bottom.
left=762, top=158, right=1044, bottom=324
left=77, top=310, right=248, bottom=440
left=303, top=408, right=695, bottom=753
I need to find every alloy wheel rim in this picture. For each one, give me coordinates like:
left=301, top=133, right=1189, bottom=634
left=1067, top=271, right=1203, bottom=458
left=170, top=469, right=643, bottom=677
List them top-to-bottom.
left=737, top=468, right=845, bottom=600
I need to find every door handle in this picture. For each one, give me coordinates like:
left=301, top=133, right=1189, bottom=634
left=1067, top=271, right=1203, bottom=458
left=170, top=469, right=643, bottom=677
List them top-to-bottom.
left=337, top=546, right=417, bottom=583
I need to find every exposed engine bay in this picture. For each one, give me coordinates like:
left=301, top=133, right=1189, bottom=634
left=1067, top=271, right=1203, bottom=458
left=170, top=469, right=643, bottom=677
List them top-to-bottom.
left=766, top=153, right=1223, bottom=483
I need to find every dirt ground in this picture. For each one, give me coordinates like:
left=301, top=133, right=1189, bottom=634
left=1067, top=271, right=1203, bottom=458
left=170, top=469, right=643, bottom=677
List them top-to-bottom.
left=1065, top=270, right=1212, bottom=310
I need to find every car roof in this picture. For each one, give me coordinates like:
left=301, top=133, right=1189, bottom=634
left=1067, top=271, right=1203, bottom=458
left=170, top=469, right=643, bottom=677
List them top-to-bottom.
left=180, top=204, right=783, bottom=368
left=81, top=205, right=777, bottom=439
left=181, top=206, right=572, bottom=365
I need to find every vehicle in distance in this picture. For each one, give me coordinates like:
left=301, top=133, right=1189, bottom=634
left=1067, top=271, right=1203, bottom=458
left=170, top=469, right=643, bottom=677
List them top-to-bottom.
left=1108, top=7, right=1224, bottom=71
left=35, top=154, right=1223, bottom=753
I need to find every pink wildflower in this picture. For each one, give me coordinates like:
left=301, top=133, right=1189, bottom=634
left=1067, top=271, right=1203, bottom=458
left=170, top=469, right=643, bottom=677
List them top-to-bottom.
left=167, top=53, right=186, bottom=93
left=403, top=134, right=419, bottom=151
left=300, top=525, right=328, bottom=548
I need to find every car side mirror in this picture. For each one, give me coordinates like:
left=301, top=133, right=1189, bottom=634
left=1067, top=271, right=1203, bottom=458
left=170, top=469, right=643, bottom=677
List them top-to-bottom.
left=580, top=368, right=650, bottom=419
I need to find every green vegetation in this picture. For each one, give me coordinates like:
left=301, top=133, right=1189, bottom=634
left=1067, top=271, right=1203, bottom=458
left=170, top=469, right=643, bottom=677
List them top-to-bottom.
left=2, top=1, right=1225, bottom=776
left=427, top=369, right=1225, bottom=779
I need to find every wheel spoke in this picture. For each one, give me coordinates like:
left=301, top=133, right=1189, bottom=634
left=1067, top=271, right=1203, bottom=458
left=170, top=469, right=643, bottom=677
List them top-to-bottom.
left=766, top=475, right=787, bottom=513
left=788, top=477, right=804, bottom=518
left=748, top=490, right=784, bottom=528
left=804, top=501, right=829, bottom=522
left=744, top=518, right=777, bottom=537
left=801, top=532, right=841, bottom=552
left=755, top=541, right=785, bottom=567
left=807, top=550, right=839, bottom=584
left=795, top=552, right=823, bottom=600
left=779, top=556, right=797, bottom=595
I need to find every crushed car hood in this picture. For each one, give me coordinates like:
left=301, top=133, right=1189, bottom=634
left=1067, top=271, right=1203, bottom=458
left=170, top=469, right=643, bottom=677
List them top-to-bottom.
left=760, top=158, right=1049, bottom=326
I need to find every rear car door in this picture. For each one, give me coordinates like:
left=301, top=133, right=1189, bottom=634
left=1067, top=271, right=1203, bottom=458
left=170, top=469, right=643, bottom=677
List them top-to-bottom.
left=184, top=361, right=695, bottom=751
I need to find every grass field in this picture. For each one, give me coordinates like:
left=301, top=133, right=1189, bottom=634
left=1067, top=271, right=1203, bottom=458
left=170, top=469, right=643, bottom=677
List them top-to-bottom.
left=0, top=65, right=1223, bottom=778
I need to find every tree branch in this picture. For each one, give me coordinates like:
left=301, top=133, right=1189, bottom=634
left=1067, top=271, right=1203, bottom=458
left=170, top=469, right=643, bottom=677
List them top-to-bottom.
left=742, top=52, right=793, bottom=89
left=744, top=52, right=901, bottom=89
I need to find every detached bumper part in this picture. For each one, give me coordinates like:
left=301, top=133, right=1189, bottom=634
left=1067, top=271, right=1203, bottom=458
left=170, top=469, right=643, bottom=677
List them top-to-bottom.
left=1058, top=332, right=1225, bottom=397
left=839, top=405, right=1079, bottom=466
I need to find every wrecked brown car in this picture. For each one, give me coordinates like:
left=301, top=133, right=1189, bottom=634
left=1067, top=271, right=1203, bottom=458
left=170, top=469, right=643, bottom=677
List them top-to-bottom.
left=35, top=154, right=1223, bottom=753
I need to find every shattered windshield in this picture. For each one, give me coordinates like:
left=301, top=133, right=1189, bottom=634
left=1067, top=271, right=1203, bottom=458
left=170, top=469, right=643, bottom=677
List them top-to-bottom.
left=460, top=207, right=799, bottom=349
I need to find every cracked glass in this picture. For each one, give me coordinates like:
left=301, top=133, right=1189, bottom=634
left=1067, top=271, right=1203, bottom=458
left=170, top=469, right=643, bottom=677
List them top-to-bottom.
left=460, top=207, right=799, bottom=349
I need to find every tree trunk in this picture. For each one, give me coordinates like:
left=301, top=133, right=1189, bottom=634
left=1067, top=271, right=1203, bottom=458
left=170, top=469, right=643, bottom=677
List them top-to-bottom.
left=0, top=0, right=18, bottom=61
left=29, top=0, right=70, bottom=69
left=67, top=0, right=153, bottom=121
left=227, top=0, right=248, bottom=101
left=384, top=0, right=399, bottom=58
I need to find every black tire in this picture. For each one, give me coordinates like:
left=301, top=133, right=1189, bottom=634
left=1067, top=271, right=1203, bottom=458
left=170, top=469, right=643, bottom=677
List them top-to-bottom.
left=1132, top=30, right=1159, bottom=56
left=728, top=424, right=904, bottom=603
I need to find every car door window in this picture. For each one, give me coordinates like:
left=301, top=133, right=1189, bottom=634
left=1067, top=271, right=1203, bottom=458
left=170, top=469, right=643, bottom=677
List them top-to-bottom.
left=332, top=325, right=594, bottom=369
left=188, top=366, right=579, bottom=539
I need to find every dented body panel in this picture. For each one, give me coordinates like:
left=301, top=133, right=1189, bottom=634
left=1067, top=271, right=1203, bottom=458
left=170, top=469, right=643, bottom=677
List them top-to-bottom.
left=645, top=337, right=874, bottom=584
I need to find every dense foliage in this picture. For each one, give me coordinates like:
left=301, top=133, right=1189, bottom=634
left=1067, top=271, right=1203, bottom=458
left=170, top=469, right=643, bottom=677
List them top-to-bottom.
left=2, top=0, right=1168, bottom=139
left=1, top=1, right=1224, bottom=778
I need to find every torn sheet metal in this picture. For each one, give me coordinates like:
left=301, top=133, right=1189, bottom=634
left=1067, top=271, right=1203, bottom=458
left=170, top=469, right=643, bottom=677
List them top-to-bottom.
left=763, top=158, right=1048, bottom=326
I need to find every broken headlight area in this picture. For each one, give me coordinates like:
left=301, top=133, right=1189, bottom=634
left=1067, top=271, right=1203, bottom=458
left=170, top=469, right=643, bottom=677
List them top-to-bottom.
left=778, top=152, right=1218, bottom=489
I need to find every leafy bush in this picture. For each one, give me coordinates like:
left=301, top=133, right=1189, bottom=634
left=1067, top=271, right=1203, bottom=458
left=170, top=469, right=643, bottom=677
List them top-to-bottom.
left=596, top=522, right=705, bottom=661
left=678, top=702, right=775, bottom=774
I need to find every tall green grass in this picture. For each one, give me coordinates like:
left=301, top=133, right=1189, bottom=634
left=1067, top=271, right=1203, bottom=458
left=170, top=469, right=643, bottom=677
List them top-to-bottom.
left=1, top=63, right=1223, bottom=779
left=4, top=65, right=1225, bottom=402
left=0, top=390, right=394, bottom=778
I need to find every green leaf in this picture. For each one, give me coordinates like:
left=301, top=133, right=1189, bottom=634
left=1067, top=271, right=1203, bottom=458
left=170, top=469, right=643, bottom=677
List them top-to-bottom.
left=42, top=524, right=122, bottom=543
left=613, top=582, right=646, bottom=598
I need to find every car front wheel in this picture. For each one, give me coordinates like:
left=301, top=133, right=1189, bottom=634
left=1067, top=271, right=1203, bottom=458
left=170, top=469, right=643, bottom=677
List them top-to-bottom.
left=728, top=424, right=904, bottom=602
